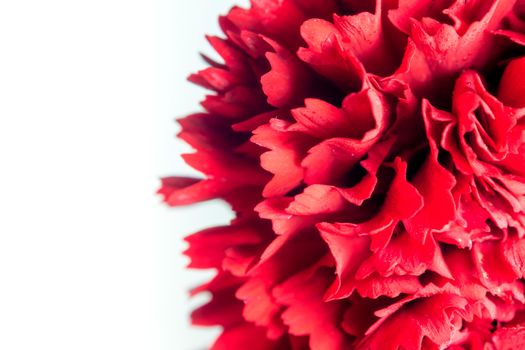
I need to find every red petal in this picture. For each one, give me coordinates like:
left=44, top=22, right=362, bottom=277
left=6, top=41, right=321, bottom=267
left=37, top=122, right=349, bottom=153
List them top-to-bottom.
left=250, top=0, right=307, bottom=48
left=332, top=0, right=398, bottom=74
left=388, top=0, right=454, bottom=34
left=298, top=19, right=365, bottom=91
left=261, top=38, right=313, bottom=108
left=498, top=56, right=525, bottom=107
left=189, top=66, right=244, bottom=92
left=201, top=86, right=268, bottom=119
left=300, top=86, right=390, bottom=185
left=290, top=98, right=351, bottom=139
left=404, top=101, right=458, bottom=237
left=178, top=113, right=240, bottom=151
left=252, top=119, right=315, bottom=197
left=161, top=149, right=268, bottom=205
left=286, top=185, right=348, bottom=216
left=256, top=197, right=317, bottom=237
left=184, top=222, right=266, bottom=269
left=317, top=224, right=371, bottom=300
left=356, top=231, right=448, bottom=279
left=502, top=234, right=525, bottom=278
left=473, top=240, right=519, bottom=289
left=273, top=267, right=353, bottom=350
left=354, top=274, right=423, bottom=299
left=236, top=277, right=285, bottom=339
left=192, top=287, right=244, bottom=327
left=360, top=294, right=470, bottom=350
left=211, top=322, right=287, bottom=350
left=492, top=326, right=525, bottom=350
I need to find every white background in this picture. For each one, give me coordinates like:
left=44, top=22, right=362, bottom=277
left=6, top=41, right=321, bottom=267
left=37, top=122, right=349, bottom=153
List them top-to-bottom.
left=0, top=0, right=247, bottom=349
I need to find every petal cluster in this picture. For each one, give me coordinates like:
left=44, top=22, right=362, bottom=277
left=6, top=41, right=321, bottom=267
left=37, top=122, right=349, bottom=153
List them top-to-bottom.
left=160, top=1, right=525, bottom=349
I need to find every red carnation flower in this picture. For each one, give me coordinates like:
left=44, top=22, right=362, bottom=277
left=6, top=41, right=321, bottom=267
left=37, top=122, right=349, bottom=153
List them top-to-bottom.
left=160, top=1, right=525, bottom=349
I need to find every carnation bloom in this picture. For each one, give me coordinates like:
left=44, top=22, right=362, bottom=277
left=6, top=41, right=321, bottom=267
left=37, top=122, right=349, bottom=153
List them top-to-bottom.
left=159, top=1, right=525, bottom=349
